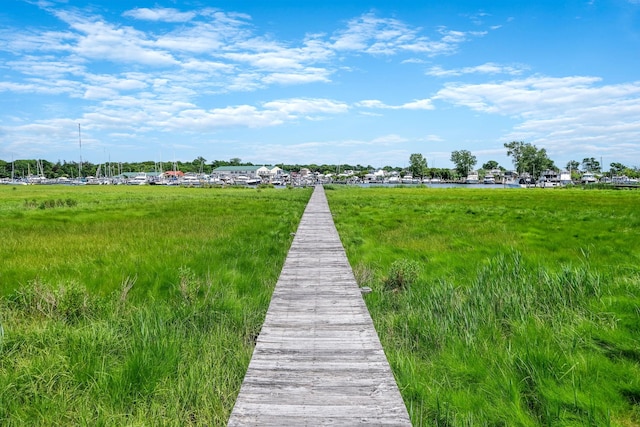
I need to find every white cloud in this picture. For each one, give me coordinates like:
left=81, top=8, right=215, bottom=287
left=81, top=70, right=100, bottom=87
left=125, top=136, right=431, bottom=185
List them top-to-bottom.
left=9, top=3, right=606, bottom=166
left=0, top=4, right=492, bottom=110
left=123, top=7, right=196, bottom=23
left=49, top=10, right=178, bottom=66
left=331, top=12, right=485, bottom=56
left=465, top=12, right=492, bottom=26
left=153, top=16, right=252, bottom=54
left=0, top=26, right=75, bottom=54
left=217, top=35, right=335, bottom=88
left=223, top=50, right=305, bottom=71
left=5, top=58, right=85, bottom=78
left=401, top=58, right=427, bottom=64
left=181, top=59, right=234, bottom=73
left=426, top=62, right=528, bottom=77
left=262, top=69, right=331, bottom=85
left=85, top=74, right=148, bottom=91
left=435, top=75, right=640, bottom=160
left=435, top=76, right=616, bottom=115
left=0, top=78, right=81, bottom=96
left=83, top=86, right=117, bottom=100
left=79, top=96, right=350, bottom=134
left=262, top=98, right=348, bottom=115
left=357, top=98, right=434, bottom=110
left=402, top=99, right=435, bottom=110
left=162, top=100, right=341, bottom=131
left=357, top=100, right=387, bottom=109
left=166, top=105, right=285, bottom=130
left=0, top=117, right=86, bottom=155
left=370, top=134, right=409, bottom=145
left=420, top=134, right=444, bottom=142
left=248, top=135, right=415, bottom=166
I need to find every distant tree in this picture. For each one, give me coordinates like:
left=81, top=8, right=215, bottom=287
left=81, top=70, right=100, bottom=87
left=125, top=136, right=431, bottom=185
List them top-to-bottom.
left=504, top=141, right=555, bottom=179
left=504, top=141, right=527, bottom=173
left=450, top=150, right=477, bottom=177
left=408, top=153, right=428, bottom=178
left=192, top=156, right=207, bottom=173
left=230, top=157, right=241, bottom=166
left=582, top=157, right=601, bottom=173
left=211, top=159, right=229, bottom=169
left=0, top=160, right=8, bottom=178
left=482, top=160, right=499, bottom=170
left=566, top=160, right=580, bottom=172
left=610, top=162, right=627, bottom=175
left=338, top=164, right=354, bottom=173
left=625, top=167, right=640, bottom=179
left=433, top=168, right=453, bottom=180
left=355, top=170, right=368, bottom=180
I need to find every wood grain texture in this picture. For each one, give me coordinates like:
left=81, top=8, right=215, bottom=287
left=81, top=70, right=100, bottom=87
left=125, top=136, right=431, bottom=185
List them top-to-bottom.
left=228, top=186, right=411, bottom=426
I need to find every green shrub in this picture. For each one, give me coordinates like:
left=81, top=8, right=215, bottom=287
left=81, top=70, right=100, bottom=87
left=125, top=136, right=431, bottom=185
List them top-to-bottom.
left=29, top=198, right=77, bottom=209
left=383, top=259, right=421, bottom=291
left=178, top=266, right=201, bottom=304
left=10, top=281, right=94, bottom=323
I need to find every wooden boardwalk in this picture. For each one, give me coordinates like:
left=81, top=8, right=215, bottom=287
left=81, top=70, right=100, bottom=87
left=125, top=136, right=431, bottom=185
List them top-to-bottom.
left=228, top=185, right=411, bottom=426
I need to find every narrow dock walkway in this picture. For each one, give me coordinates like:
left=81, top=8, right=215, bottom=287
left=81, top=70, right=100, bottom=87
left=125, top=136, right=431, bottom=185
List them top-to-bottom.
left=228, top=186, right=411, bottom=426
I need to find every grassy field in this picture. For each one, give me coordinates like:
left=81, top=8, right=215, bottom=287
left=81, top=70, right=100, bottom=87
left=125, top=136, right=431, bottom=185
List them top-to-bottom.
left=0, top=184, right=312, bottom=425
left=2, top=184, right=639, bottom=426
left=325, top=186, right=640, bottom=426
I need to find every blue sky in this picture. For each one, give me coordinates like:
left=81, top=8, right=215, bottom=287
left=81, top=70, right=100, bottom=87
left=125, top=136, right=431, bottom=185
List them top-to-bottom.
left=1, top=0, right=639, bottom=170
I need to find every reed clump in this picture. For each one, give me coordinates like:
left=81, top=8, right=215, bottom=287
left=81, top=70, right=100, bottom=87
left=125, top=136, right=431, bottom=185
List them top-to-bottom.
left=23, top=198, right=78, bottom=209
left=383, top=258, right=421, bottom=292
left=0, top=277, right=262, bottom=425
left=9, top=280, right=95, bottom=323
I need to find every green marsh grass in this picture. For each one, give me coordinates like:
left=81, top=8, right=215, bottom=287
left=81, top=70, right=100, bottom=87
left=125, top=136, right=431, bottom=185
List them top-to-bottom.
left=0, top=185, right=312, bottom=425
left=326, top=186, right=640, bottom=426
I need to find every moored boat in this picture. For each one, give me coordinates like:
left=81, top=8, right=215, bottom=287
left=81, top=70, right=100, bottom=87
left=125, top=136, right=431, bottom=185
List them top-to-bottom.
left=465, top=172, right=479, bottom=184
left=581, top=172, right=597, bottom=184
left=127, top=173, right=148, bottom=185
left=483, top=173, right=495, bottom=184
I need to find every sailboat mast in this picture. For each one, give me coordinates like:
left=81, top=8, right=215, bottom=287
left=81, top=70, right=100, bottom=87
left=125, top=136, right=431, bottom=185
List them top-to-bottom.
left=78, top=123, right=83, bottom=178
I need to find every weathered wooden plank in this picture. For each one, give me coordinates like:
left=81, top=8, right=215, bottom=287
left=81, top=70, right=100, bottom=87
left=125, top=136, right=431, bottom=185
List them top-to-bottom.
left=227, top=185, right=411, bottom=426
left=231, top=403, right=409, bottom=421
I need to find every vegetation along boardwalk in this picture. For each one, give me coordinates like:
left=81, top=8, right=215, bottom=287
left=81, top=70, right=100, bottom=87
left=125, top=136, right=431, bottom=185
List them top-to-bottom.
left=228, top=185, right=411, bottom=426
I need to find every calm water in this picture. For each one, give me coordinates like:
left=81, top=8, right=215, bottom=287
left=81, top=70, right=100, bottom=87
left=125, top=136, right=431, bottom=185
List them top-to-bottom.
left=353, top=183, right=516, bottom=189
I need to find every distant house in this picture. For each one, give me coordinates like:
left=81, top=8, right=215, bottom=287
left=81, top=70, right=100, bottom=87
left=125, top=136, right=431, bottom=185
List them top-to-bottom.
left=212, top=165, right=287, bottom=182
left=213, top=166, right=263, bottom=180
left=256, top=166, right=271, bottom=178
left=269, top=166, right=286, bottom=179
left=489, top=169, right=504, bottom=181
left=162, top=170, right=184, bottom=179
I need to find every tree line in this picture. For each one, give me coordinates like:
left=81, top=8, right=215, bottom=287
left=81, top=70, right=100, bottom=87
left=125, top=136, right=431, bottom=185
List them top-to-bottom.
left=2, top=141, right=638, bottom=180
left=407, top=141, right=639, bottom=180
left=0, top=157, right=381, bottom=180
